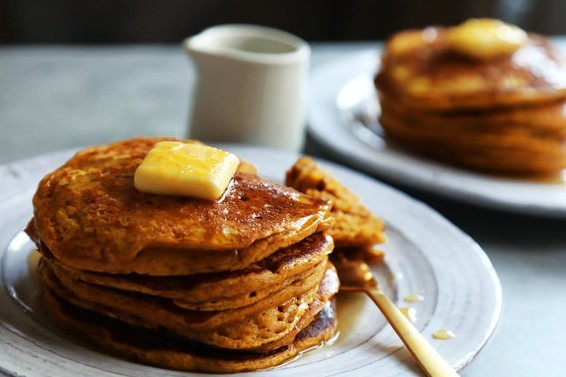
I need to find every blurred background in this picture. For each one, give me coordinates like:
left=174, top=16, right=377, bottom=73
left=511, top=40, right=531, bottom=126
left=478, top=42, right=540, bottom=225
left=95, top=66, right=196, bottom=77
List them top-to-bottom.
left=1, top=0, right=566, bottom=44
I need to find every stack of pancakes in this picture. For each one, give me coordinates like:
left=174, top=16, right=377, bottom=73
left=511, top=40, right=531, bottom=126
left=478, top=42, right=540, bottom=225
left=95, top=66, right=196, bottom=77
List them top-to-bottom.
left=375, top=22, right=566, bottom=177
left=25, top=137, right=339, bottom=373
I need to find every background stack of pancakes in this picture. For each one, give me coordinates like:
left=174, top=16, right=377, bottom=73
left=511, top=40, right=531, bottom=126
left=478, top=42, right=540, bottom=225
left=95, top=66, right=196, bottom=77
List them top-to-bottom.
left=375, top=20, right=566, bottom=177
left=26, top=137, right=340, bottom=372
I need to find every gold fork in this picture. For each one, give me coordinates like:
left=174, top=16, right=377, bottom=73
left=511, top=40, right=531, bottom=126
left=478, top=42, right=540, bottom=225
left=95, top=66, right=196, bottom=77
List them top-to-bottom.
left=333, top=252, right=460, bottom=377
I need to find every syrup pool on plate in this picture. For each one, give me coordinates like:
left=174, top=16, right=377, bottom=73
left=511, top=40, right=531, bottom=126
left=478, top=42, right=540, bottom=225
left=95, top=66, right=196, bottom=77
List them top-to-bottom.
left=403, top=293, right=425, bottom=303
left=432, top=329, right=456, bottom=340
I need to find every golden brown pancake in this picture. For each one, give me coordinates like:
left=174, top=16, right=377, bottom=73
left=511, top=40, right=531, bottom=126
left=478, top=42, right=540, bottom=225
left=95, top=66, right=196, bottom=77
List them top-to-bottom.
left=376, top=28, right=566, bottom=111
left=380, top=95, right=566, bottom=137
left=380, top=104, right=566, bottom=175
left=27, top=137, right=332, bottom=275
left=286, top=157, right=386, bottom=248
left=45, top=232, right=333, bottom=311
left=40, top=260, right=338, bottom=352
left=42, top=288, right=338, bottom=373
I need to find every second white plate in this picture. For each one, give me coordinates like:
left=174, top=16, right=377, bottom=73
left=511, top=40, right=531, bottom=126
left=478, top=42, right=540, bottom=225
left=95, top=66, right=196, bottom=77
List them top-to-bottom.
left=308, top=49, right=566, bottom=218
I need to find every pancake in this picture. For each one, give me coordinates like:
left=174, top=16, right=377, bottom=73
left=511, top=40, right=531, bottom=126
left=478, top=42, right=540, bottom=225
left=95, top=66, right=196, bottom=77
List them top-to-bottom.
left=376, top=28, right=566, bottom=111
left=380, top=95, right=566, bottom=137
left=380, top=99, right=566, bottom=175
left=27, top=137, right=332, bottom=275
left=286, top=157, right=386, bottom=248
left=41, top=232, right=333, bottom=311
left=40, top=259, right=338, bottom=352
left=42, top=288, right=338, bottom=373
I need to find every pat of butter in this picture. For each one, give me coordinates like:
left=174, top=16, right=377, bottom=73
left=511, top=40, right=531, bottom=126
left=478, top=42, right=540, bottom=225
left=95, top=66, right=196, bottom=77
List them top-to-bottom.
left=447, top=18, right=527, bottom=60
left=134, top=141, right=239, bottom=200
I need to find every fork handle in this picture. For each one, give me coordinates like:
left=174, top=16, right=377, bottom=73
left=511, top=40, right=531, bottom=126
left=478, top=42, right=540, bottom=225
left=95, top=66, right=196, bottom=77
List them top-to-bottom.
left=366, top=286, right=460, bottom=377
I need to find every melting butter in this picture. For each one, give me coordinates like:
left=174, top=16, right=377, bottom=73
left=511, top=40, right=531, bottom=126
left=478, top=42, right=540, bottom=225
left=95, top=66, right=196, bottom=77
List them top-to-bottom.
left=447, top=18, right=527, bottom=60
left=134, top=141, right=239, bottom=200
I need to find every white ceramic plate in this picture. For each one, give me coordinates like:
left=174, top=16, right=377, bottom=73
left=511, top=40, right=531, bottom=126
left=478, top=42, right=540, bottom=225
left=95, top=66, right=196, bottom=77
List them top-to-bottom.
left=308, top=49, right=566, bottom=218
left=0, top=146, right=501, bottom=377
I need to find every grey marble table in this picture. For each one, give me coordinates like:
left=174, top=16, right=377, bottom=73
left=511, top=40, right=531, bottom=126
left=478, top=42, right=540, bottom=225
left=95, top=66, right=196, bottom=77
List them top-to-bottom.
left=1, top=43, right=565, bottom=377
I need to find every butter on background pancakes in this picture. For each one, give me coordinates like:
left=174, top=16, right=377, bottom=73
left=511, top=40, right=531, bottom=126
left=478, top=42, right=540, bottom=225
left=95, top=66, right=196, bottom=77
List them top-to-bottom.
left=375, top=19, right=566, bottom=176
left=26, top=137, right=339, bottom=372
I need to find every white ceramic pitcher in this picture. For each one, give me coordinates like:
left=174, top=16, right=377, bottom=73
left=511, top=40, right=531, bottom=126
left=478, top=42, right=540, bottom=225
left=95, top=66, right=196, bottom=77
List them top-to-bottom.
left=184, top=24, right=310, bottom=152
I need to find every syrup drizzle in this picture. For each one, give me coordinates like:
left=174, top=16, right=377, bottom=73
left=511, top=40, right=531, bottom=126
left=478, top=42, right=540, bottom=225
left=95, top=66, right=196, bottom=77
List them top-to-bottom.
left=432, top=329, right=456, bottom=340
